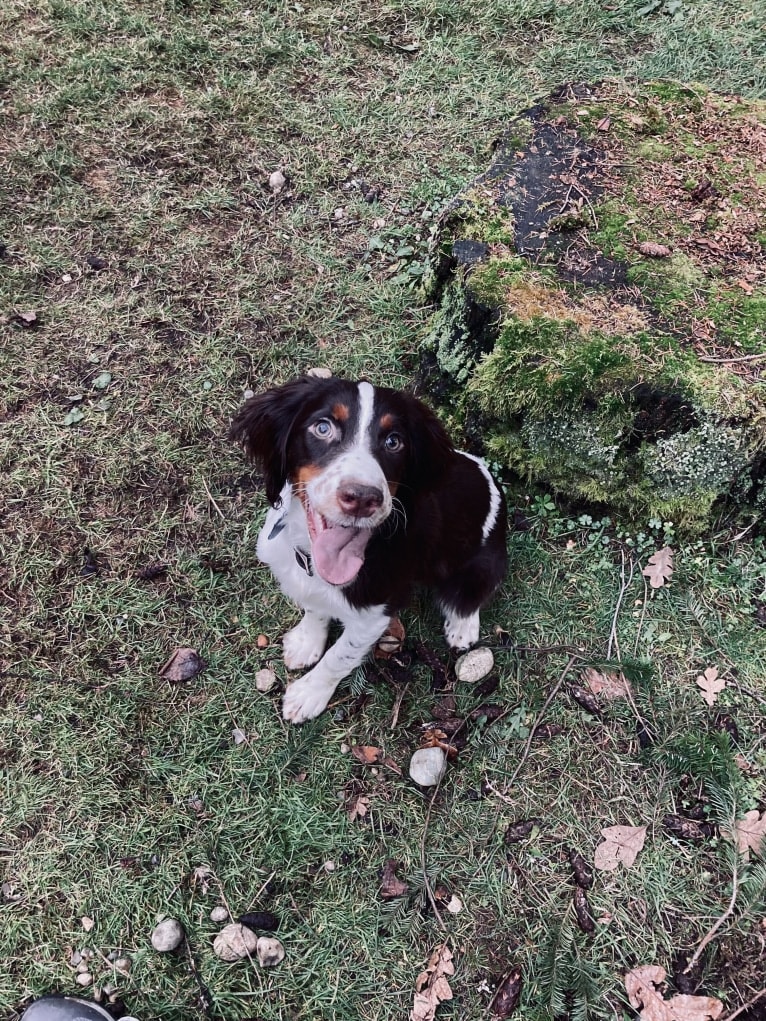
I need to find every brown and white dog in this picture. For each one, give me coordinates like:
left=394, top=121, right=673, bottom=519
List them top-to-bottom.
left=230, top=376, right=507, bottom=723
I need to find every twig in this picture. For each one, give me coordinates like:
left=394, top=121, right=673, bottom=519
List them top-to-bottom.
left=698, top=352, right=766, bottom=364
left=201, top=477, right=226, bottom=520
left=607, top=550, right=635, bottom=661
left=632, top=572, right=649, bottom=658
left=484, top=656, right=578, bottom=833
left=420, top=777, right=447, bottom=930
left=684, top=853, right=740, bottom=973
left=721, top=987, right=766, bottom=1021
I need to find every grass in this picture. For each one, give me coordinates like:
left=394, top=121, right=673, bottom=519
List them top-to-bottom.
left=2, top=0, right=766, bottom=1018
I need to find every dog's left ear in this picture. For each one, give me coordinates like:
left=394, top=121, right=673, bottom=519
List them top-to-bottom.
left=229, top=378, right=315, bottom=505
left=402, top=394, right=454, bottom=487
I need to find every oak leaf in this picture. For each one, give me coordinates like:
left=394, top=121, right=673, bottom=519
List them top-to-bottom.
left=642, top=547, right=674, bottom=589
left=694, top=665, right=727, bottom=706
left=582, top=666, right=632, bottom=700
left=696, top=667, right=726, bottom=707
left=723, top=810, right=766, bottom=859
left=594, top=825, right=647, bottom=871
left=411, top=944, right=454, bottom=1021
left=624, top=964, right=723, bottom=1021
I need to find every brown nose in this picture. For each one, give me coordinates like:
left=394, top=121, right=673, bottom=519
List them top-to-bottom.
left=337, top=482, right=384, bottom=518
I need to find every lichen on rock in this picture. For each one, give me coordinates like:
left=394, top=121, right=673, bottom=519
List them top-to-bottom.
left=422, top=81, right=766, bottom=532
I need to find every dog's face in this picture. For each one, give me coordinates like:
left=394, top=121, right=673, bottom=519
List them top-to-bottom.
left=230, top=377, right=453, bottom=586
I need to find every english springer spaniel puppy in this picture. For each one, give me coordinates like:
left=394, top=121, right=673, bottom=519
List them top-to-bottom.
left=230, top=376, right=507, bottom=723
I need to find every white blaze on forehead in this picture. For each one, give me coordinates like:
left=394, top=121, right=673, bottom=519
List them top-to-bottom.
left=354, top=381, right=376, bottom=452
left=458, top=451, right=502, bottom=543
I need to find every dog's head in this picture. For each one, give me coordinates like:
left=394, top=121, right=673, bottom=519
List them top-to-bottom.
left=230, top=376, right=453, bottom=585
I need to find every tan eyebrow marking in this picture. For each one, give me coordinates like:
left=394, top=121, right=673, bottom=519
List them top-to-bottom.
left=332, top=403, right=350, bottom=422
left=380, top=413, right=395, bottom=430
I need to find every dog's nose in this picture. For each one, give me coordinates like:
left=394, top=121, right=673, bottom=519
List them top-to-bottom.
left=337, top=482, right=384, bottom=518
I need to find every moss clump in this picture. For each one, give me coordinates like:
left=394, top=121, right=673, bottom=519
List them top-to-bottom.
left=422, top=81, right=766, bottom=533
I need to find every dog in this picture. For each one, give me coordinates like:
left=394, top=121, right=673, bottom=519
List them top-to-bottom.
left=230, top=376, right=507, bottom=723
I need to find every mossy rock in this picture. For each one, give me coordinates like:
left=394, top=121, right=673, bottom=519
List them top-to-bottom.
left=422, top=81, right=766, bottom=532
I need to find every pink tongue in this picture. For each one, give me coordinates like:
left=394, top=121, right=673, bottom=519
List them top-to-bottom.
left=312, top=521, right=372, bottom=586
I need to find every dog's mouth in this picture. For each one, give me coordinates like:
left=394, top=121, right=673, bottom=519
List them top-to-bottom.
left=306, top=506, right=374, bottom=586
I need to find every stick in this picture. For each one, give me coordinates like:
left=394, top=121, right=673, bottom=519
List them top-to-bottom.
left=684, top=854, right=739, bottom=973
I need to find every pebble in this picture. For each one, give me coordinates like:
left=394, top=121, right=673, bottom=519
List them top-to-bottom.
left=268, top=170, right=286, bottom=192
left=306, top=367, right=332, bottom=379
left=455, top=647, right=494, bottom=683
left=255, top=668, right=277, bottom=692
left=409, top=747, right=447, bottom=787
left=210, top=905, right=229, bottom=923
left=151, top=917, right=185, bottom=952
left=213, top=923, right=258, bottom=962
left=256, top=936, right=285, bottom=967
left=115, top=956, right=132, bottom=973
left=75, top=972, right=93, bottom=987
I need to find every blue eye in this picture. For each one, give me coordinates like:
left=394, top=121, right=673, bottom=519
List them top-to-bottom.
left=310, top=419, right=336, bottom=440
left=384, top=433, right=403, bottom=452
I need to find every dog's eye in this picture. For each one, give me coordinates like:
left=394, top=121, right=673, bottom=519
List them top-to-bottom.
left=310, top=418, right=338, bottom=441
left=384, top=433, right=403, bottom=452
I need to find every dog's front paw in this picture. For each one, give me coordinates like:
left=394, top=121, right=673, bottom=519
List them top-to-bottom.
left=444, top=610, right=480, bottom=651
left=282, top=617, right=328, bottom=670
left=282, top=674, right=336, bottom=724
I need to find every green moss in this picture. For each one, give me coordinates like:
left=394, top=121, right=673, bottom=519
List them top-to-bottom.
left=467, top=257, right=525, bottom=305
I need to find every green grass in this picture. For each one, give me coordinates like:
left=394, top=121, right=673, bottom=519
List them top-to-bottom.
left=2, top=1, right=766, bottom=1018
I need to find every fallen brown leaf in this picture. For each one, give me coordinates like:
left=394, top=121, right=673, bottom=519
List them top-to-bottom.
left=642, top=547, right=674, bottom=589
left=375, top=615, right=406, bottom=658
left=159, top=647, right=205, bottom=682
left=582, top=666, right=632, bottom=700
left=696, top=666, right=726, bottom=707
left=351, top=744, right=384, bottom=765
left=346, top=793, right=370, bottom=823
left=723, top=810, right=766, bottom=859
left=594, top=825, right=647, bottom=871
left=380, top=859, right=409, bottom=900
left=411, top=944, right=454, bottom=1021
left=624, top=964, right=723, bottom=1021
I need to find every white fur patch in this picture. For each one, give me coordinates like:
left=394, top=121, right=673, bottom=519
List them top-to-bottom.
left=457, top=451, right=502, bottom=543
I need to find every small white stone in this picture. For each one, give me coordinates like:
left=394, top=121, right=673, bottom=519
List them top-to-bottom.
left=268, top=170, right=286, bottom=192
left=62, top=273, right=73, bottom=283
left=306, top=367, right=332, bottom=379
left=243, top=388, right=255, bottom=400
left=455, top=647, right=494, bottom=683
left=255, top=668, right=277, bottom=692
left=409, top=747, right=447, bottom=786
left=446, top=894, right=463, bottom=914
left=210, top=905, right=229, bottom=923
left=151, top=917, right=185, bottom=952
left=213, top=923, right=258, bottom=962
left=256, top=935, right=285, bottom=967
left=70, top=951, right=82, bottom=967
left=115, top=956, right=132, bottom=974
left=75, top=972, right=93, bottom=987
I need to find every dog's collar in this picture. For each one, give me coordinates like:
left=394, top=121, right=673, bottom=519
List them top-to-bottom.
left=294, top=547, right=313, bottom=576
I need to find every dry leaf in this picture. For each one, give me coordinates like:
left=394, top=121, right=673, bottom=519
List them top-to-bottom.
left=596, top=116, right=611, bottom=132
left=638, top=241, right=672, bottom=258
left=642, top=547, right=674, bottom=589
left=375, top=615, right=406, bottom=658
left=159, top=647, right=205, bottom=682
left=582, top=666, right=632, bottom=700
left=696, top=667, right=726, bottom=707
left=351, top=744, right=384, bottom=765
left=346, top=793, right=370, bottom=822
left=723, top=810, right=766, bottom=859
left=594, top=825, right=647, bottom=871
left=380, top=859, right=409, bottom=900
left=411, top=944, right=454, bottom=1021
left=625, top=964, right=723, bottom=1021
left=489, top=967, right=523, bottom=1017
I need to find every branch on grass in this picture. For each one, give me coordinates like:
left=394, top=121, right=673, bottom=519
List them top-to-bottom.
left=684, top=853, right=740, bottom=974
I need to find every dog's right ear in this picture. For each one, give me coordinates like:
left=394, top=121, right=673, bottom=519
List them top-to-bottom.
left=229, top=378, right=314, bottom=505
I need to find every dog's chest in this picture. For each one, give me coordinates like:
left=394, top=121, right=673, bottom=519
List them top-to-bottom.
left=257, top=485, right=360, bottom=620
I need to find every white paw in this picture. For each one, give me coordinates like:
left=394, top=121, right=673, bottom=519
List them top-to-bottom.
left=444, top=611, right=480, bottom=651
left=282, top=618, right=328, bottom=670
left=282, top=674, right=336, bottom=724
